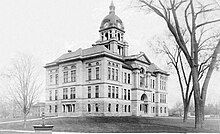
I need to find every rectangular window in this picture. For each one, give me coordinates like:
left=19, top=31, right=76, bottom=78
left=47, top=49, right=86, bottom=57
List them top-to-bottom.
left=96, top=67, right=99, bottom=79
left=108, top=67, right=111, bottom=79
left=88, top=68, right=91, bottom=80
left=112, top=68, right=115, bottom=80
left=116, top=69, right=118, bottom=81
left=71, top=70, right=76, bottom=82
left=63, top=71, right=68, bottom=83
left=124, top=73, right=127, bottom=83
left=55, top=74, right=58, bottom=84
left=128, top=74, right=130, bottom=84
left=50, top=75, right=53, bottom=83
left=140, top=76, right=144, bottom=87
left=146, top=76, right=148, bottom=88
left=150, top=79, right=153, bottom=88
left=152, top=80, right=155, bottom=89
left=160, top=80, right=162, bottom=90
left=164, top=81, right=166, bottom=90
left=88, top=86, right=91, bottom=98
left=95, top=86, right=99, bottom=98
left=108, top=86, right=111, bottom=98
left=112, top=86, right=115, bottom=98
left=70, top=87, right=76, bottom=99
left=116, top=87, right=118, bottom=98
left=63, top=88, right=68, bottom=99
left=121, top=88, right=123, bottom=99
left=124, top=89, right=126, bottom=100
left=49, top=90, right=52, bottom=101
left=55, top=90, right=58, bottom=100
left=128, top=90, right=130, bottom=100
left=152, top=93, right=155, bottom=102
left=108, top=103, right=111, bottom=112
left=67, top=104, right=72, bottom=112
left=72, top=104, right=75, bottom=112
left=88, top=104, right=91, bottom=112
left=116, top=104, right=119, bottom=112
left=140, top=104, right=142, bottom=111
left=49, top=105, right=52, bottom=113
left=55, top=105, right=57, bottom=113
left=63, top=105, right=65, bottom=112
left=125, top=105, right=127, bottom=112
left=128, top=105, right=130, bottom=112
left=153, top=107, right=155, bottom=113
left=160, top=107, right=162, bottom=113
left=164, top=107, right=167, bottom=113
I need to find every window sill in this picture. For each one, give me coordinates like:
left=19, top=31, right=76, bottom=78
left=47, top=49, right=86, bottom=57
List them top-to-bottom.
left=86, top=78, right=101, bottom=82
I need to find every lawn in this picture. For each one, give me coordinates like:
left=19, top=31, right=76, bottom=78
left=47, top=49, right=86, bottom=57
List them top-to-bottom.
left=0, top=116, right=219, bottom=133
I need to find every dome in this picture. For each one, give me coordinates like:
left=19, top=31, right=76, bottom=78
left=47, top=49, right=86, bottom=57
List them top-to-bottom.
left=100, top=1, right=124, bottom=30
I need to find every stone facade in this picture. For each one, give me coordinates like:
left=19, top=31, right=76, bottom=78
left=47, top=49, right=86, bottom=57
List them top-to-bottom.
left=45, top=2, right=169, bottom=117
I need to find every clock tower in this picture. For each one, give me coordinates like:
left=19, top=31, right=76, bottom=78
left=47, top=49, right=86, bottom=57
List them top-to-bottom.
left=94, top=1, right=128, bottom=56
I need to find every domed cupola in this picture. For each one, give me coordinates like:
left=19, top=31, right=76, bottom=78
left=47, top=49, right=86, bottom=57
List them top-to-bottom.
left=94, top=1, right=128, bottom=57
left=100, top=1, right=124, bottom=30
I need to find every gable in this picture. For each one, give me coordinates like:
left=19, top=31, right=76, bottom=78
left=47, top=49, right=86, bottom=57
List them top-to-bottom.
left=136, top=54, right=151, bottom=64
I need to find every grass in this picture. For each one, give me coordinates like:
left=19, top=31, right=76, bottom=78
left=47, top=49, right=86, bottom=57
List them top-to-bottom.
left=0, top=116, right=219, bottom=133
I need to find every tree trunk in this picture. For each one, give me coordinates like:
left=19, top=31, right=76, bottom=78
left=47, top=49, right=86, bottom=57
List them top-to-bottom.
left=191, top=66, right=204, bottom=129
left=183, top=103, right=189, bottom=122
left=23, top=113, right=27, bottom=129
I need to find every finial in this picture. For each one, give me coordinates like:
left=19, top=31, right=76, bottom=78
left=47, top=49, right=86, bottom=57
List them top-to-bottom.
left=109, top=0, right=115, bottom=14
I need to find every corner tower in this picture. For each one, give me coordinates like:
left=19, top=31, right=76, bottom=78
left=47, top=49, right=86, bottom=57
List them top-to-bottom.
left=95, top=1, right=128, bottom=56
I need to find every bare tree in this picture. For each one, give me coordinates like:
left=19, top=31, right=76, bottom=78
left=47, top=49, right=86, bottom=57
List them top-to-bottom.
left=138, top=0, right=220, bottom=128
left=150, top=38, right=193, bottom=122
left=1, top=54, right=42, bottom=128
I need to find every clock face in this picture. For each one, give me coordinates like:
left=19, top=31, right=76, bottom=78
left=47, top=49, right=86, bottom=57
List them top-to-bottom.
left=104, top=22, right=109, bottom=28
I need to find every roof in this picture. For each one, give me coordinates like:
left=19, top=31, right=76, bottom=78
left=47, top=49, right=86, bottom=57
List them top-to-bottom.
left=100, top=1, right=124, bottom=30
left=45, top=45, right=122, bottom=67
left=124, top=52, right=169, bottom=75
left=148, top=63, right=169, bottom=75
left=33, top=102, right=45, bottom=107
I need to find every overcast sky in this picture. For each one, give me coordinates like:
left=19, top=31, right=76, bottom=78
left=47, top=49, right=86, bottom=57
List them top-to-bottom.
left=0, top=0, right=219, bottom=108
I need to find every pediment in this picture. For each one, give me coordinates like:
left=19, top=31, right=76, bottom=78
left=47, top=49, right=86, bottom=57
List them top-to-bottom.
left=136, top=53, right=151, bottom=64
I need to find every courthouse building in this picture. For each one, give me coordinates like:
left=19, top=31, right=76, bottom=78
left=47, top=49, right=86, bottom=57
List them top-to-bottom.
left=45, top=2, right=169, bottom=117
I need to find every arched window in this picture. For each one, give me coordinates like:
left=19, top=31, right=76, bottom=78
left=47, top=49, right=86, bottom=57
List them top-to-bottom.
left=141, top=94, right=148, bottom=101
left=95, top=104, right=99, bottom=112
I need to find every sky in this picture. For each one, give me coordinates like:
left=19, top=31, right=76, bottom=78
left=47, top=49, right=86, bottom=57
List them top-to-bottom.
left=0, top=0, right=219, bottom=108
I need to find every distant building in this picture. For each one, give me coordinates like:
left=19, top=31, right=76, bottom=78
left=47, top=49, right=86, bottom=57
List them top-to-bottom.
left=45, top=2, right=169, bottom=117
left=29, top=102, right=45, bottom=117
